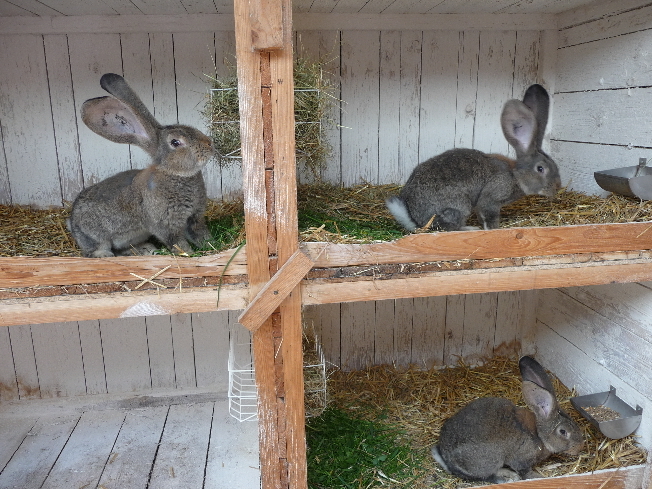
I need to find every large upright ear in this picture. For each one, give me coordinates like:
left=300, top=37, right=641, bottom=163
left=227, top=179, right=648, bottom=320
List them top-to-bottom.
left=81, top=73, right=160, bottom=155
left=522, top=84, right=550, bottom=150
left=500, top=99, right=538, bottom=158
left=519, top=356, right=555, bottom=392
left=522, top=380, right=556, bottom=419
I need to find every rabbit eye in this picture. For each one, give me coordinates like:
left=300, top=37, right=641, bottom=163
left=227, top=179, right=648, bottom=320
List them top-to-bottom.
left=170, top=138, right=183, bottom=148
left=537, top=165, right=545, bottom=173
left=559, top=428, right=567, bottom=436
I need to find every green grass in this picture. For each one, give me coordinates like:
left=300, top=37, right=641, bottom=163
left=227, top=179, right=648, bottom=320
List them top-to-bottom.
left=297, top=207, right=404, bottom=242
left=306, top=407, right=427, bottom=489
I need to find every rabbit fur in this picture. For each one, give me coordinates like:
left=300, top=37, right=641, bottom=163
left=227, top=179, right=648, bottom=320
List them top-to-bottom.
left=68, top=73, right=214, bottom=257
left=386, top=84, right=561, bottom=232
left=431, top=356, right=583, bottom=484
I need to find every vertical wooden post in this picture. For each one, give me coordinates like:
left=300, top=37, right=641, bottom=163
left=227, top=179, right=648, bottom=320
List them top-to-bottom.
left=233, top=0, right=307, bottom=488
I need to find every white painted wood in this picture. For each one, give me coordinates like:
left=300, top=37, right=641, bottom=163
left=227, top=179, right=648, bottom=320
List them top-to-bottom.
left=0, top=0, right=37, bottom=16
left=9, top=0, right=71, bottom=15
left=37, top=0, right=118, bottom=16
left=123, top=0, right=187, bottom=15
left=179, top=0, right=220, bottom=14
left=331, top=0, right=369, bottom=14
left=358, top=0, right=395, bottom=14
left=556, top=0, right=652, bottom=30
left=559, top=4, right=652, bottom=48
left=0, top=14, right=236, bottom=35
left=556, top=29, right=652, bottom=93
left=340, top=30, right=380, bottom=186
left=378, top=30, right=401, bottom=184
left=397, top=30, right=422, bottom=181
left=454, top=30, right=480, bottom=149
left=473, top=30, right=516, bottom=155
left=512, top=30, right=540, bottom=98
left=121, top=31, right=157, bottom=170
left=418, top=31, right=460, bottom=160
left=68, top=32, right=129, bottom=186
left=149, top=32, right=179, bottom=124
left=0, top=34, right=62, bottom=207
left=43, top=34, right=84, bottom=203
left=553, top=88, right=652, bottom=147
left=0, top=130, right=9, bottom=205
left=551, top=140, right=652, bottom=197
left=537, top=288, right=652, bottom=398
left=494, top=290, right=525, bottom=357
left=461, top=292, right=498, bottom=364
left=443, top=294, right=465, bottom=366
left=410, top=295, right=446, bottom=367
left=393, top=297, right=414, bottom=365
left=374, top=298, right=395, bottom=365
left=340, top=300, right=375, bottom=370
left=304, top=302, right=341, bottom=368
left=192, top=311, right=230, bottom=390
left=534, top=312, right=652, bottom=447
left=170, top=313, right=197, bottom=387
left=146, top=315, right=177, bottom=389
left=100, top=317, right=152, bottom=393
left=77, top=319, right=107, bottom=395
left=31, top=321, right=86, bottom=397
left=8, top=325, right=40, bottom=399
left=0, top=327, right=18, bottom=401
left=204, top=398, right=260, bottom=489
left=148, top=402, right=214, bottom=488
left=96, top=405, right=169, bottom=488
left=40, top=409, right=126, bottom=489
left=0, top=414, right=80, bottom=488
left=0, top=416, right=36, bottom=472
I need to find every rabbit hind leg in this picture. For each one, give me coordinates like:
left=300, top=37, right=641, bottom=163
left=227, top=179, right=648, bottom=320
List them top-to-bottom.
left=436, top=207, right=470, bottom=231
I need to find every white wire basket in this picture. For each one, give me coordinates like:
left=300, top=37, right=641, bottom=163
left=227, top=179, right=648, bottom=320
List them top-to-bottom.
left=227, top=324, right=328, bottom=422
left=227, top=325, right=258, bottom=422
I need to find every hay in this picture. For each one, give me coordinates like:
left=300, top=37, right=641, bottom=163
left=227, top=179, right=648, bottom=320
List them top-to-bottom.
left=203, top=53, right=338, bottom=176
left=5, top=186, right=652, bottom=257
left=0, top=204, right=77, bottom=257
left=327, top=358, right=647, bottom=488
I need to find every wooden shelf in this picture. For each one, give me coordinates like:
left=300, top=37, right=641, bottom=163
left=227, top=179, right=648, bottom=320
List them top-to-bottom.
left=2, top=222, right=652, bottom=327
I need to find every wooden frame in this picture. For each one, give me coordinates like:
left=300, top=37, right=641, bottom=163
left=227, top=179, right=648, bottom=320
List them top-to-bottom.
left=1, top=2, right=652, bottom=489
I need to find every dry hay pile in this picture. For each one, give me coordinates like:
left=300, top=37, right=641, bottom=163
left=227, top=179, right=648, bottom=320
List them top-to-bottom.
left=203, top=54, right=337, bottom=176
left=4, top=186, right=652, bottom=256
left=327, top=357, right=647, bottom=489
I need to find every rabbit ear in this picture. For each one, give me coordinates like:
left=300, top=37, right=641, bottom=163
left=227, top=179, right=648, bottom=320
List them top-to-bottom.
left=81, top=73, right=160, bottom=155
left=522, top=84, right=550, bottom=150
left=500, top=99, right=538, bottom=158
left=522, top=380, right=557, bottom=419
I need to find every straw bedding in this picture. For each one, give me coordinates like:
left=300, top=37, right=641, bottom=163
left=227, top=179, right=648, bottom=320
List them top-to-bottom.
left=3, top=187, right=652, bottom=257
left=326, top=357, right=648, bottom=488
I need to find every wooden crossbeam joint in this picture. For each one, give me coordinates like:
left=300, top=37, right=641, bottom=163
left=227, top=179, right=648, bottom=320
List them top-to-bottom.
left=238, top=249, right=313, bottom=332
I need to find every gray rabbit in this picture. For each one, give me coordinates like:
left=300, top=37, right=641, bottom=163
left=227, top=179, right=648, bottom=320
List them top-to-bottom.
left=68, top=73, right=214, bottom=257
left=386, top=84, right=561, bottom=232
left=431, top=356, right=583, bottom=483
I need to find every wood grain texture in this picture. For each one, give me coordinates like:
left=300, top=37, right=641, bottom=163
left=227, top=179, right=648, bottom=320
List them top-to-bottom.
left=250, top=0, right=284, bottom=50
left=303, top=223, right=652, bottom=267
left=0, top=247, right=247, bottom=287
left=238, top=250, right=313, bottom=332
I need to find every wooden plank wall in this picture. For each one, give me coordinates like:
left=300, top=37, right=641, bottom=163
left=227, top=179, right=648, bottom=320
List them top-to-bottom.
left=553, top=3, right=652, bottom=195
left=0, top=24, right=547, bottom=206
left=535, top=283, right=652, bottom=447
left=0, top=291, right=536, bottom=400
left=0, top=310, right=240, bottom=401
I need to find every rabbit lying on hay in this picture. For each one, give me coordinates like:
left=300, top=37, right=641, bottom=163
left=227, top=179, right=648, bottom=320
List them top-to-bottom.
left=68, top=73, right=214, bottom=257
left=387, top=84, right=561, bottom=232
left=431, top=356, right=583, bottom=484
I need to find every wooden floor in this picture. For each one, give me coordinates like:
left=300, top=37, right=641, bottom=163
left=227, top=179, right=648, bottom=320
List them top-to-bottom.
left=0, top=390, right=260, bottom=489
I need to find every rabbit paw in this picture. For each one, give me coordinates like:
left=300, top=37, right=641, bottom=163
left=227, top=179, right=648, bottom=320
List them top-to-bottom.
left=494, top=468, right=521, bottom=483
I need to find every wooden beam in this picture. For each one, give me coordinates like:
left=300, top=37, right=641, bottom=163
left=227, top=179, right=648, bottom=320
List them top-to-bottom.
left=249, top=0, right=284, bottom=50
left=301, top=222, right=652, bottom=268
left=0, top=247, right=247, bottom=287
left=238, top=250, right=313, bottom=332
left=301, top=259, right=652, bottom=305
left=0, top=285, right=248, bottom=327
left=489, top=465, right=644, bottom=489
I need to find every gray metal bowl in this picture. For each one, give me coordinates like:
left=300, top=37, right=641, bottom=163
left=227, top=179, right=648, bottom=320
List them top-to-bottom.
left=570, top=386, right=642, bottom=439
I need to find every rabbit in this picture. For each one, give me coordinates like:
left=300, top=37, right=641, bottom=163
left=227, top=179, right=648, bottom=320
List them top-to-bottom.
left=67, top=73, right=215, bottom=257
left=386, top=84, right=561, bottom=232
left=431, top=356, right=583, bottom=484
